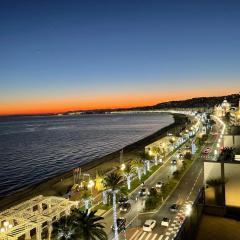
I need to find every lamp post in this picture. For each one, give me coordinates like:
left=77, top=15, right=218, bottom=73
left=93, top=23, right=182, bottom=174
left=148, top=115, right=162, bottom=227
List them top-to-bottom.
left=120, top=163, right=126, bottom=171
left=88, top=180, right=95, bottom=194
left=185, top=204, right=192, bottom=216
left=1, top=221, right=13, bottom=235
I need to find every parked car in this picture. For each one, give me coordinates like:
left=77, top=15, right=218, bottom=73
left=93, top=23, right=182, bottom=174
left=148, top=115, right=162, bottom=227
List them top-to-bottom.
left=171, top=159, right=177, bottom=165
left=155, top=181, right=163, bottom=189
left=139, top=187, right=148, bottom=197
left=118, top=196, right=128, bottom=205
left=120, top=203, right=131, bottom=213
left=170, top=203, right=179, bottom=212
left=111, top=217, right=126, bottom=232
left=161, top=217, right=170, bottom=227
left=143, top=219, right=156, bottom=232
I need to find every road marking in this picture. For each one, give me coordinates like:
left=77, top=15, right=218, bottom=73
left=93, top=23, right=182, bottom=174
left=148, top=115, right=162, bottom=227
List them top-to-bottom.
left=129, top=230, right=139, bottom=240
left=139, top=232, right=147, bottom=240
left=145, top=233, right=152, bottom=240
left=152, top=233, right=158, bottom=240
left=158, top=235, right=164, bottom=240
left=165, top=237, right=169, bottom=240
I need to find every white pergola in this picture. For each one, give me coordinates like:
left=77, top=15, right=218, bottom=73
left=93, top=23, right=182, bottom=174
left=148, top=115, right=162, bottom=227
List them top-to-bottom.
left=0, top=195, right=78, bottom=240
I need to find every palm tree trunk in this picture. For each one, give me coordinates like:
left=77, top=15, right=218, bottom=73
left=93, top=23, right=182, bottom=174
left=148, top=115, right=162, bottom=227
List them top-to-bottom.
left=143, top=161, right=147, bottom=175
left=147, top=161, right=150, bottom=171
left=137, top=167, right=141, bottom=180
left=127, top=175, right=131, bottom=190
left=102, top=190, right=107, bottom=205
left=112, top=191, right=119, bottom=240
left=84, top=199, right=89, bottom=210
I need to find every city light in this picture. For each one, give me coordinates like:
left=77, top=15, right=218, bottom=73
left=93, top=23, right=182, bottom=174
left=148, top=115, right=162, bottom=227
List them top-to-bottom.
left=120, top=163, right=126, bottom=171
left=88, top=180, right=95, bottom=189
left=185, top=204, right=192, bottom=216
left=1, top=221, right=13, bottom=233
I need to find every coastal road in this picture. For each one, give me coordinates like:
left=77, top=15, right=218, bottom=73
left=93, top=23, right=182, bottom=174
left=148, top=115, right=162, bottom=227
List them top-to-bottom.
left=104, top=115, right=225, bottom=240
left=122, top=117, right=223, bottom=240
left=104, top=136, right=196, bottom=239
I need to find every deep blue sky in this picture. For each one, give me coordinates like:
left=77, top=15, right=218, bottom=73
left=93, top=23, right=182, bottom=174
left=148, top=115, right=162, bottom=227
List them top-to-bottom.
left=0, top=0, right=240, bottom=114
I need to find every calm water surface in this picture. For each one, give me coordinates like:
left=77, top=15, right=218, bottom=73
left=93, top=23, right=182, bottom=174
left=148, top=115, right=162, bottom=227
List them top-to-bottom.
left=0, top=112, right=173, bottom=197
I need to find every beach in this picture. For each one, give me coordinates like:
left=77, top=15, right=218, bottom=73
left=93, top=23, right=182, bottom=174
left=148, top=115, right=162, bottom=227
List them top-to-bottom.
left=0, top=113, right=189, bottom=211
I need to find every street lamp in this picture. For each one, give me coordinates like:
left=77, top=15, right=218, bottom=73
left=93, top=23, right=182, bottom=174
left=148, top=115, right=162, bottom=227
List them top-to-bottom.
left=120, top=163, right=126, bottom=171
left=88, top=180, right=95, bottom=194
left=185, top=204, right=192, bottom=216
left=1, top=221, right=13, bottom=233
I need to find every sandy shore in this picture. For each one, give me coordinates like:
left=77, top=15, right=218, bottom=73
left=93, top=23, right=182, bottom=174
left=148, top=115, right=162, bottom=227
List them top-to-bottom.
left=0, top=113, right=189, bottom=211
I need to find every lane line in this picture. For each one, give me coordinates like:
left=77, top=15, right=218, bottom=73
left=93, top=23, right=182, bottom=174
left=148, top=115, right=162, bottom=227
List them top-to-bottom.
left=129, top=230, right=139, bottom=240
left=139, top=232, right=147, bottom=240
left=145, top=233, right=152, bottom=240
left=152, top=233, right=158, bottom=240
left=158, top=235, right=164, bottom=240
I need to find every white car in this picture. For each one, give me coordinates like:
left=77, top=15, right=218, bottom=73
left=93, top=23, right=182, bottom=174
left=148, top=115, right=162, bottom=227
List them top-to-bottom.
left=161, top=217, right=170, bottom=227
left=143, top=219, right=156, bottom=232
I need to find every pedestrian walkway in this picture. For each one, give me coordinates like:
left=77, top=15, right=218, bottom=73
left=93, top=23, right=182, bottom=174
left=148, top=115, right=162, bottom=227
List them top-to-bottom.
left=128, top=229, right=174, bottom=240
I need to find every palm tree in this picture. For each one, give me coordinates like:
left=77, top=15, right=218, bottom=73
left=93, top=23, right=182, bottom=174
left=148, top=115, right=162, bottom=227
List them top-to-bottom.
left=151, top=146, right=161, bottom=165
left=219, top=147, right=235, bottom=161
left=139, top=152, right=152, bottom=173
left=131, top=159, right=143, bottom=180
left=122, top=163, right=133, bottom=190
left=104, top=172, right=123, bottom=240
left=206, top=178, right=225, bottom=205
left=81, top=189, right=92, bottom=210
left=72, top=209, right=107, bottom=240
left=52, top=215, right=76, bottom=240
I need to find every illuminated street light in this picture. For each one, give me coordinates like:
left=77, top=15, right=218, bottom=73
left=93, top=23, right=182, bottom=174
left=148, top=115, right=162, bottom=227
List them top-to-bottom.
left=148, top=150, right=153, bottom=156
left=120, top=163, right=126, bottom=171
left=87, top=180, right=95, bottom=194
left=88, top=180, right=95, bottom=188
left=185, top=204, right=192, bottom=216
left=1, top=221, right=13, bottom=233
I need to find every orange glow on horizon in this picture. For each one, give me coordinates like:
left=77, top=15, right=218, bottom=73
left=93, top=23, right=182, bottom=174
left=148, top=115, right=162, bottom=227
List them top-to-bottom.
left=0, top=89, right=237, bottom=116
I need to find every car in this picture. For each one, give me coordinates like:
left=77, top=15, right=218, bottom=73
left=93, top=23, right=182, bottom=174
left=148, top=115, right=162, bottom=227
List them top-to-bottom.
left=203, top=148, right=210, bottom=154
left=179, top=153, right=184, bottom=158
left=171, top=159, right=177, bottom=165
left=155, top=181, right=163, bottom=189
left=139, top=187, right=148, bottom=197
left=118, top=196, right=128, bottom=205
left=119, top=203, right=131, bottom=213
left=170, top=203, right=179, bottom=212
left=111, top=217, right=126, bottom=232
left=161, top=217, right=170, bottom=227
left=143, top=219, right=156, bottom=232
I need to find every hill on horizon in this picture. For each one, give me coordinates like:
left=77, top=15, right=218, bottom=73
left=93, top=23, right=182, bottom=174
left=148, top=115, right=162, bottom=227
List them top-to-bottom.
left=70, top=92, right=240, bottom=114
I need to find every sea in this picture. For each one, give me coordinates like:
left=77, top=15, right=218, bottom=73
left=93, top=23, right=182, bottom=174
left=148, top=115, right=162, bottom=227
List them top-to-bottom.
left=0, top=112, right=174, bottom=197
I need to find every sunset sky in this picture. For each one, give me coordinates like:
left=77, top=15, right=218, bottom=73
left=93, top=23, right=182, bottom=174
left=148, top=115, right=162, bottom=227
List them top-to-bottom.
left=1, top=0, right=240, bottom=115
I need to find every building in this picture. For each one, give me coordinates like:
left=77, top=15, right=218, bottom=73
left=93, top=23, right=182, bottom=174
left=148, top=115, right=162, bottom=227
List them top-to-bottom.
left=213, top=98, right=231, bottom=117
left=230, top=98, right=240, bottom=126
left=204, top=126, right=240, bottom=216
left=0, top=195, right=78, bottom=240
